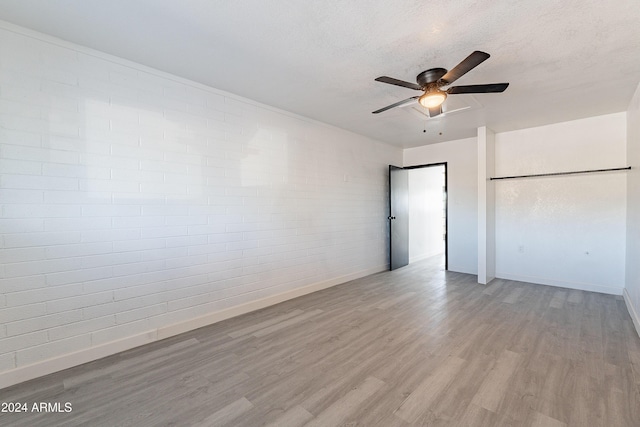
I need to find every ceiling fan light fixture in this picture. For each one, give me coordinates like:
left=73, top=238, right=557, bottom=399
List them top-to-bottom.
left=418, top=90, right=447, bottom=109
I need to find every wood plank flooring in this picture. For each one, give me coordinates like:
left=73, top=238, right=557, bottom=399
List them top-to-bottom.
left=1, top=255, right=639, bottom=426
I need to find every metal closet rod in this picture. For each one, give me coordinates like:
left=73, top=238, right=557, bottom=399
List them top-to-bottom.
left=490, top=166, right=631, bottom=180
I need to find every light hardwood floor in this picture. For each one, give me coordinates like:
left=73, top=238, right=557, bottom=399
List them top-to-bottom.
left=1, top=255, right=639, bottom=426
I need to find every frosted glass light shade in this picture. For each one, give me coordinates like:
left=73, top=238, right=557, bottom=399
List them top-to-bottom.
left=418, top=91, right=447, bottom=108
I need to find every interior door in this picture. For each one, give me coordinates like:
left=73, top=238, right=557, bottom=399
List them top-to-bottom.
left=389, top=165, right=409, bottom=270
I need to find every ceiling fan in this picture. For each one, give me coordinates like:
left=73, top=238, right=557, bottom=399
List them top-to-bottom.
left=372, top=51, right=509, bottom=117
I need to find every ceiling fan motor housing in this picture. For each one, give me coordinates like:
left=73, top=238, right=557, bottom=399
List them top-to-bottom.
left=416, top=68, right=447, bottom=88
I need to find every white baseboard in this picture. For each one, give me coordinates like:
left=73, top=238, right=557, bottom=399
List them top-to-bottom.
left=0, top=265, right=386, bottom=390
left=447, top=265, right=478, bottom=275
left=495, top=272, right=623, bottom=296
left=480, top=276, right=496, bottom=286
left=623, top=288, right=640, bottom=338
left=0, top=331, right=158, bottom=391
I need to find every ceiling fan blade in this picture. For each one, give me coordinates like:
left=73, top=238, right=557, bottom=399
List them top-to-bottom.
left=441, top=51, right=490, bottom=84
left=375, top=76, right=422, bottom=91
left=447, top=83, right=509, bottom=94
left=372, top=96, right=419, bottom=114
left=428, top=106, right=442, bottom=117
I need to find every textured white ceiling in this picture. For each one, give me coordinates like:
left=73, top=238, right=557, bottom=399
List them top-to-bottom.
left=0, top=0, right=639, bottom=148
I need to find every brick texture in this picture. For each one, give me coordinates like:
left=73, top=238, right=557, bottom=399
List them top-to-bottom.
left=0, top=25, right=401, bottom=372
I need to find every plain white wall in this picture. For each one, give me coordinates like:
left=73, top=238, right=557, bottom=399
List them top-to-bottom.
left=0, top=23, right=402, bottom=384
left=625, top=83, right=640, bottom=334
left=494, top=113, right=627, bottom=294
left=404, top=138, right=478, bottom=274
left=408, top=166, right=445, bottom=263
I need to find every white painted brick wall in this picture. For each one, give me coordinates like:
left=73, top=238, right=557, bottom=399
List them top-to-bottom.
left=0, top=24, right=401, bottom=376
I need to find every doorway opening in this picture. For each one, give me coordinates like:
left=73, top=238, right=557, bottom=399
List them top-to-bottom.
left=389, top=163, right=448, bottom=271
left=408, top=164, right=447, bottom=268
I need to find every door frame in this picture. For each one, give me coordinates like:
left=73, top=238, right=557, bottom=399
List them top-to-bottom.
left=400, top=162, right=448, bottom=270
